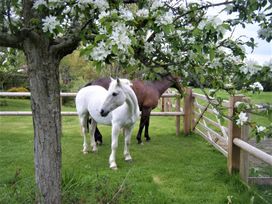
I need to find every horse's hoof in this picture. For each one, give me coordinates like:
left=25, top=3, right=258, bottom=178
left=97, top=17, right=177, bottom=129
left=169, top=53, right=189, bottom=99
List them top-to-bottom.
left=146, top=138, right=151, bottom=142
left=137, top=140, right=142, bottom=144
left=96, top=141, right=102, bottom=146
left=83, top=151, right=88, bottom=154
left=125, top=155, right=132, bottom=162
left=125, top=158, right=132, bottom=162
left=110, top=163, right=118, bottom=170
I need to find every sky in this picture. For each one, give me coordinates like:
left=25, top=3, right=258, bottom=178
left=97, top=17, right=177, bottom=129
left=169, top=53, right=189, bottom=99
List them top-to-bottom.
left=235, top=24, right=272, bottom=64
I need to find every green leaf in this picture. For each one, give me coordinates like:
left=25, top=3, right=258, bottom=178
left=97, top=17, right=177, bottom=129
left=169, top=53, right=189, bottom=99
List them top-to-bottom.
left=162, top=25, right=174, bottom=35
left=95, top=34, right=106, bottom=43
left=79, top=44, right=94, bottom=56
left=112, top=45, right=118, bottom=55
left=128, top=46, right=134, bottom=55
left=209, top=47, right=215, bottom=61
left=95, top=61, right=102, bottom=72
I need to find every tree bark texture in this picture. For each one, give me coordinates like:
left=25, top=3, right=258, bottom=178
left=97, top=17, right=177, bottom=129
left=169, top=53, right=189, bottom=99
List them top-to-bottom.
left=24, top=37, right=62, bottom=204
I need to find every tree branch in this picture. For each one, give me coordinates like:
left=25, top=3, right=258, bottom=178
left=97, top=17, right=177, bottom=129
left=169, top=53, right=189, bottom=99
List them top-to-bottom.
left=0, top=32, right=22, bottom=49
left=50, top=35, right=81, bottom=59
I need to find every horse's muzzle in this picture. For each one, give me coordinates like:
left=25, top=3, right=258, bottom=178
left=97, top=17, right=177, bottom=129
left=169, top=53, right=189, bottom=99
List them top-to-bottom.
left=100, top=109, right=109, bottom=117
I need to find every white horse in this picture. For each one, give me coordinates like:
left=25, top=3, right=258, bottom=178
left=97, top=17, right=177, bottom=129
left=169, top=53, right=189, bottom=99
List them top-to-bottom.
left=75, top=78, right=140, bottom=169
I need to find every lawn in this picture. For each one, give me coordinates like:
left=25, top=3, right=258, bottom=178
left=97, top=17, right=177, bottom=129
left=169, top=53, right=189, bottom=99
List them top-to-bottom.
left=0, top=98, right=271, bottom=203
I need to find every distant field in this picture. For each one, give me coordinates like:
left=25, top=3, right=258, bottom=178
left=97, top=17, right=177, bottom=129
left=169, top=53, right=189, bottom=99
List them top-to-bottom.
left=0, top=98, right=271, bottom=203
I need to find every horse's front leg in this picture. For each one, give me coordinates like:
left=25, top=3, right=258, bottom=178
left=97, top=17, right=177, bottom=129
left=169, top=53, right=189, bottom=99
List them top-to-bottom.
left=144, top=115, right=151, bottom=142
left=90, top=119, right=97, bottom=152
left=109, top=124, right=121, bottom=170
left=124, top=126, right=134, bottom=162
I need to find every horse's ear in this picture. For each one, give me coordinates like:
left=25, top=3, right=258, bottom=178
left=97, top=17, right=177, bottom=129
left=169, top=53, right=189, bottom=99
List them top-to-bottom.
left=110, top=77, right=114, bottom=82
left=117, top=78, right=121, bottom=86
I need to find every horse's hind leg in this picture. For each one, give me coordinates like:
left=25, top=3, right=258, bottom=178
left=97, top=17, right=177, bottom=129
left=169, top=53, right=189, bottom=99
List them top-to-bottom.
left=136, top=108, right=151, bottom=144
left=79, top=114, right=89, bottom=154
left=89, top=119, right=97, bottom=152
left=124, top=126, right=133, bottom=162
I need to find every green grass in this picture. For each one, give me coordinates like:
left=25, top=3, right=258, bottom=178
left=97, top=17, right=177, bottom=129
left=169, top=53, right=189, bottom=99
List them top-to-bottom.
left=0, top=99, right=271, bottom=203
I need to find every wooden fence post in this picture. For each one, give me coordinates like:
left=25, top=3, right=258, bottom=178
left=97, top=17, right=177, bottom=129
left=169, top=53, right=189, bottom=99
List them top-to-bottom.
left=183, top=88, right=193, bottom=135
left=175, top=95, right=181, bottom=136
left=228, top=95, right=249, bottom=178
left=161, top=97, right=165, bottom=112
left=239, top=97, right=251, bottom=183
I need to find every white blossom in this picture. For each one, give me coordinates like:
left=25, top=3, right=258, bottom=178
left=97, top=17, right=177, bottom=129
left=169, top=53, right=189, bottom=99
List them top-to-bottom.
left=33, top=0, right=46, bottom=9
left=77, top=0, right=92, bottom=9
left=77, top=0, right=109, bottom=11
left=93, top=0, right=109, bottom=11
left=151, top=0, right=164, bottom=11
left=119, top=7, right=134, bottom=21
left=136, top=8, right=149, bottom=18
left=98, top=10, right=111, bottom=20
left=155, top=11, right=174, bottom=26
left=42, top=15, right=60, bottom=34
left=198, top=21, right=206, bottom=29
left=110, top=23, right=132, bottom=52
left=98, top=26, right=107, bottom=35
left=154, top=32, right=164, bottom=42
left=91, top=41, right=111, bottom=61
left=144, top=42, right=155, bottom=55
left=161, top=43, right=173, bottom=55
left=3, top=58, right=8, bottom=65
left=210, top=58, right=221, bottom=68
left=240, top=63, right=261, bottom=76
left=182, top=70, right=188, bottom=78
left=249, top=82, right=264, bottom=91
left=224, top=83, right=233, bottom=88
left=236, top=112, right=248, bottom=126
left=256, top=126, right=266, bottom=133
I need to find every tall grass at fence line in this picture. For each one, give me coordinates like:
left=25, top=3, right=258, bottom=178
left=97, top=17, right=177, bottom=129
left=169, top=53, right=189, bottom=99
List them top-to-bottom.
left=0, top=98, right=271, bottom=203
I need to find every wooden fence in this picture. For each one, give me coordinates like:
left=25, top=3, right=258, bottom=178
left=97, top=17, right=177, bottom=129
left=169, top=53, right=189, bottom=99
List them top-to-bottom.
left=183, top=88, right=272, bottom=185
left=1, top=89, right=271, bottom=185
left=0, top=91, right=183, bottom=136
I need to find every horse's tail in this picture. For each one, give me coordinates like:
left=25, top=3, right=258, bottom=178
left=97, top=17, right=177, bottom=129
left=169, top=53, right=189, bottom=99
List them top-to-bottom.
left=86, top=118, right=91, bottom=133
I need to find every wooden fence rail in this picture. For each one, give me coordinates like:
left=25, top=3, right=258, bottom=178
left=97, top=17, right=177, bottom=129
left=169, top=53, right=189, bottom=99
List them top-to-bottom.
left=0, top=92, right=184, bottom=135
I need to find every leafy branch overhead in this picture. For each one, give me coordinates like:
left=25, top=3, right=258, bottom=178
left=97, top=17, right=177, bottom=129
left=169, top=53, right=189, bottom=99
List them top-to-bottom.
left=0, top=0, right=271, bottom=140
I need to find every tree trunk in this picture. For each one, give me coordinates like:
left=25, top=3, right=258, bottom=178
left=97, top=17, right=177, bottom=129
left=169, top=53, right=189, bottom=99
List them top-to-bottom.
left=24, top=39, right=62, bottom=203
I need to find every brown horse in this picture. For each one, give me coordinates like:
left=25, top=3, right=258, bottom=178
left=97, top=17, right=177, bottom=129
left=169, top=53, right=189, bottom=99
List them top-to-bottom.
left=85, top=75, right=183, bottom=144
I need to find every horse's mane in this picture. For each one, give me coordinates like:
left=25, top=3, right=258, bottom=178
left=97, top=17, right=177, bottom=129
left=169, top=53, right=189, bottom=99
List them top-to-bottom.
left=109, top=78, right=132, bottom=89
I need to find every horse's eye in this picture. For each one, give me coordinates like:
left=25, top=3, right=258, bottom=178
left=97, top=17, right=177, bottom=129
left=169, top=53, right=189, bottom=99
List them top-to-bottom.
left=112, top=92, right=118, bottom=96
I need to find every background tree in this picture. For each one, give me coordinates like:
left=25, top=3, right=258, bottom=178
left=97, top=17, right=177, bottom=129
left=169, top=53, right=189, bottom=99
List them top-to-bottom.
left=0, top=0, right=271, bottom=203
left=0, top=48, right=27, bottom=90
